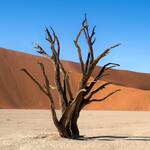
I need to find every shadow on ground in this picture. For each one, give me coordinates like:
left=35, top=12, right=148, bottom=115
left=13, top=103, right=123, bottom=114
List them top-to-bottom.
left=32, top=133, right=150, bottom=141
left=79, top=135, right=150, bottom=141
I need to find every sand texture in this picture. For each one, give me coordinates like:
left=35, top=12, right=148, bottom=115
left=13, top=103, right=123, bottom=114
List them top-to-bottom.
left=0, top=48, right=150, bottom=110
left=0, top=109, right=150, bottom=150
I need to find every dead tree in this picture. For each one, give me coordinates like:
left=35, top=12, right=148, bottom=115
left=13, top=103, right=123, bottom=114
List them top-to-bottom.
left=21, top=16, right=120, bottom=139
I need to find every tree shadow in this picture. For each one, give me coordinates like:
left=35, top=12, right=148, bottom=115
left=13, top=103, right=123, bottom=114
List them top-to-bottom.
left=78, top=135, right=150, bottom=141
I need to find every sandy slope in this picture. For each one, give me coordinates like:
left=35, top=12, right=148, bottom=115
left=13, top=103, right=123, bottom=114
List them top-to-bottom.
left=0, top=48, right=150, bottom=110
left=1, top=109, right=150, bottom=150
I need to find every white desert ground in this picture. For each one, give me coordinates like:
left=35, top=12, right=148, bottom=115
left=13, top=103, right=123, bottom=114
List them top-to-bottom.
left=1, top=110, right=150, bottom=150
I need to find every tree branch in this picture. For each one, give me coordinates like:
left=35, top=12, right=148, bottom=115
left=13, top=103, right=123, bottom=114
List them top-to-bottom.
left=82, top=15, right=94, bottom=63
left=90, top=25, right=96, bottom=40
left=50, top=27, right=60, bottom=56
left=74, top=27, right=85, bottom=75
left=45, top=28, right=73, bottom=112
left=46, top=28, right=73, bottom=103
left=34, top=43, right=48, bottom=56
left=82, top=44, right=120, bottom=84
left=92, top=44, right=121, bottom=68
left=85, top=52, right=90, bottom=73
left=37, top=62, right=60, bottom=125
left=37, top=63, right=50, bottom=90
left=84, top=63, right=118, bottom=97
left=95, top=63, right=120, bottom=81
left=21, top=64, right=60, bottom=132
left=21, top=68, right=47, bottom=95
left=65, top=72, right=74, bottom=101
left=85, top=82, right=112, bottom=100
left=84, top=89, right=120, bottom=105
left=90, top=89, right=120, bottom=102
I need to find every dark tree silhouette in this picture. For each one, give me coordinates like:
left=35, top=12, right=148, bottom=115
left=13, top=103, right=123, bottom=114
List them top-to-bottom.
left=21, top=16, right=120, bottom=139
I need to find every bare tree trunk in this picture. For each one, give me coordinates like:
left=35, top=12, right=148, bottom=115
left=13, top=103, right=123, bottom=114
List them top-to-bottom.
left=21, top=15, right=120, bottom=139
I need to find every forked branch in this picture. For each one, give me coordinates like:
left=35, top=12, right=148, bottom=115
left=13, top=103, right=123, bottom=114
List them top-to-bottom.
left=82, top=15, right=94, bottom=63
left=45, top=27, right=73, bottom=103
left=74, top=27, right=85, bottom=74
left=21, top=64, right=59, bottom=127
left=85, top=82, right=112, bottom=100
left=84, top=89, right=120, bottom=105
left=90, top=89, right=120, bottom=102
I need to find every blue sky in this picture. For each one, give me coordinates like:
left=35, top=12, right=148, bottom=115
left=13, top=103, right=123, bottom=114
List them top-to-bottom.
left=0, top=0, right=150, bottom=73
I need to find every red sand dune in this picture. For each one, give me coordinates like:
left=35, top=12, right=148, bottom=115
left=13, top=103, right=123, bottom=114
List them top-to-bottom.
left=0, top=48, right=150, bottom=110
